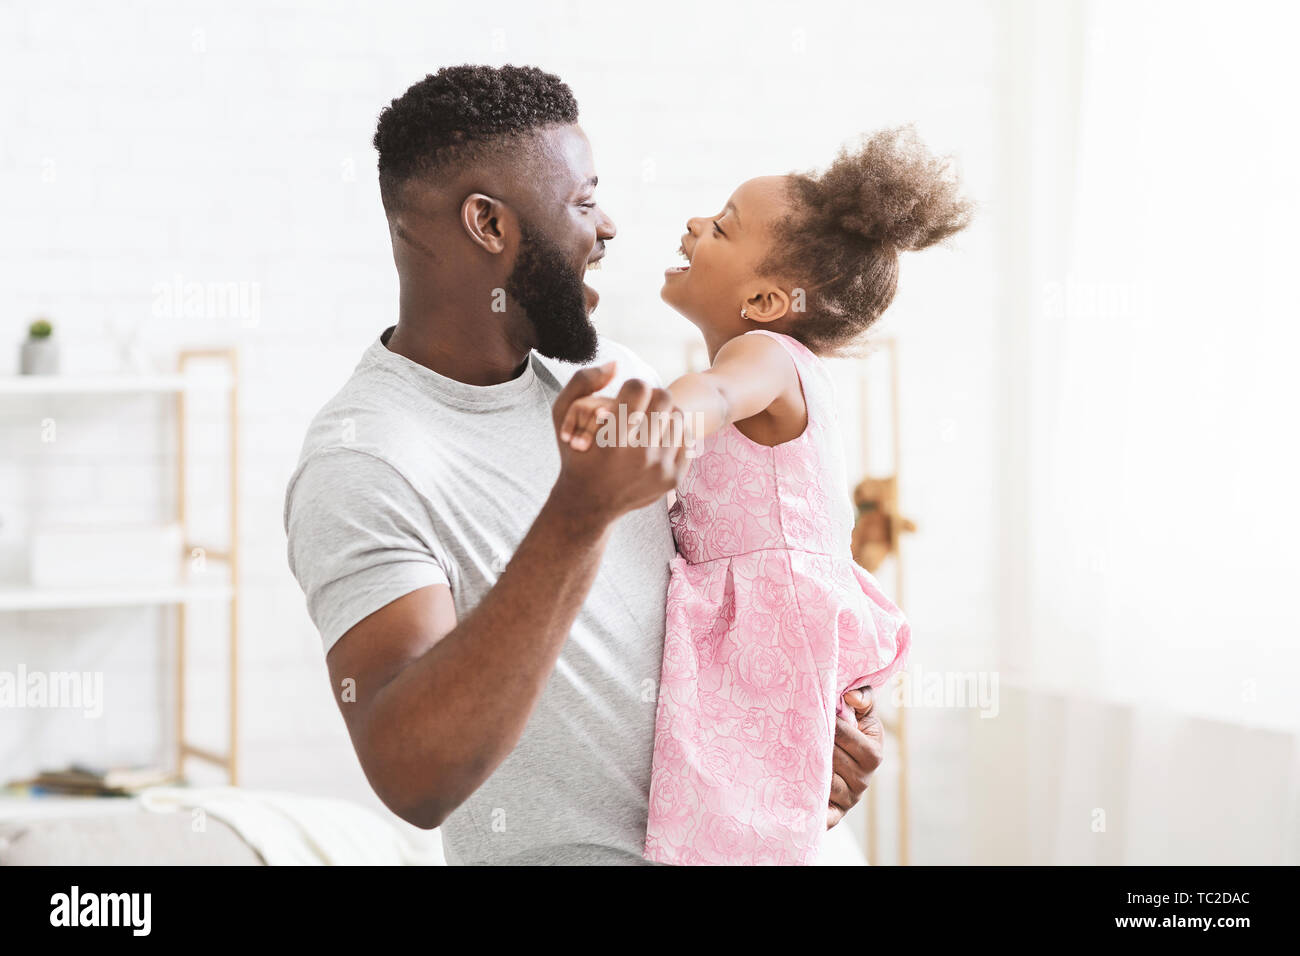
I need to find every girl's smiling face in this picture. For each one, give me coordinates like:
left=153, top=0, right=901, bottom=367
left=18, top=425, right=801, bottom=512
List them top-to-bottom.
left=661, top=175, right=796, bottom=339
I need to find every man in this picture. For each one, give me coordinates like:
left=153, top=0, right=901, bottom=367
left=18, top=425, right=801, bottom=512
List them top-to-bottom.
left=284, top=65, right=882, bottom=865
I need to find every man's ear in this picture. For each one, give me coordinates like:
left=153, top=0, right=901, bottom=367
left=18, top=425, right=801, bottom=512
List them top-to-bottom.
left=460, top=193, right=514, bottom=254
left=743, top=286, right=792, bottom=324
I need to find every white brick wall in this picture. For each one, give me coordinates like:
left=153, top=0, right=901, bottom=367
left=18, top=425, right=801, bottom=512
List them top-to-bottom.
left=0, top=0, right=1002, bottom=859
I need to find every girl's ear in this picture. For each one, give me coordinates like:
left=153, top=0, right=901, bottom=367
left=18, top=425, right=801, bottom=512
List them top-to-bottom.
left=460, top=193, right=514, bottom=254
left=743, top=287, right=792, bottom=323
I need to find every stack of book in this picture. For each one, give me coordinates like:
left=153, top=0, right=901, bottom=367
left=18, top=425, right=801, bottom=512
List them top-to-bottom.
left=13, top=764, right=176, bottom=797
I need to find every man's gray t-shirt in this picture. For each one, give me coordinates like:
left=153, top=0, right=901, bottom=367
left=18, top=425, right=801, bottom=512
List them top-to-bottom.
left=283, top=327, right=675, bottom=865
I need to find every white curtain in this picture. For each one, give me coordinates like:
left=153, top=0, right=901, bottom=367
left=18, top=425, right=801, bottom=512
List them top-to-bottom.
left=1013, top=0, right=1300, bottom=732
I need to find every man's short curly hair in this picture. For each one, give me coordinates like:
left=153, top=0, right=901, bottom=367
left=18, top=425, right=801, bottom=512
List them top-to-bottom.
left=374, top=64, right=578, bottom=210
left=765, top=126, right=973, bottom=356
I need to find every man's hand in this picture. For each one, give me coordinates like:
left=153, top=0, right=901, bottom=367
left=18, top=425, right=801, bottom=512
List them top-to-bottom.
left=551, top=363, right=687, bottom=525
left=827, top=686, right=884, bottom=830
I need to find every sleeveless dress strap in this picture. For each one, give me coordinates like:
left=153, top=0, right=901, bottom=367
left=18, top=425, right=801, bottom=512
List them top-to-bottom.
left=740, top=328, right=814, bottom=364
left=740, top=328, right=833, bottom=402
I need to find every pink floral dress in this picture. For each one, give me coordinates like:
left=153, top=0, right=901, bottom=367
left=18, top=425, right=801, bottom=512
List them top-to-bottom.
left=643, top=330, right=911, bottom=866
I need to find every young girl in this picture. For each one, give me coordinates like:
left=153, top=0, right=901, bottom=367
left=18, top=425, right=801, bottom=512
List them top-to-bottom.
left=562, top=127, right=971, bottom=865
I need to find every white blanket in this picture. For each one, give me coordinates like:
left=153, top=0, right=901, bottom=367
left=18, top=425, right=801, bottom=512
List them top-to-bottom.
left=139, top=786, right=444, bottom=866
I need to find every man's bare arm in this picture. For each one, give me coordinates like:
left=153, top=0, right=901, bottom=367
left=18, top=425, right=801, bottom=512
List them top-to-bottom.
left=323, top=367, right=685, bottom=829
left=325, top=488, right=610, bottom=828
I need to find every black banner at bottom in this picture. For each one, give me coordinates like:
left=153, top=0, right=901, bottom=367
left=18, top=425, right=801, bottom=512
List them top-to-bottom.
left=0, top=864, right=1276, bottom=942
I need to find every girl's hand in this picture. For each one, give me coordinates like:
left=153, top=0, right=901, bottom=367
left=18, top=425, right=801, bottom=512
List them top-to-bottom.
left=559, top=394, right=619, bottom=451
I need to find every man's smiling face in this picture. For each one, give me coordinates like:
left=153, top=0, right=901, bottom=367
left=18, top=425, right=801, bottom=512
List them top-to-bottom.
left=503, top=123, right=617, bottom=363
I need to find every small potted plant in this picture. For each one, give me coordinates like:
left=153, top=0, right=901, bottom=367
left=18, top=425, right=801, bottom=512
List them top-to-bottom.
left=20, top=318, right=59, bottom=375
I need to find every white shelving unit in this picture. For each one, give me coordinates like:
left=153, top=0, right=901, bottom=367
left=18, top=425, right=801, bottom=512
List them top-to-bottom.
left=0, top=350, right=241, bottom=784
left=0, top=372, right=231, bottom=395
left=0, top=584, right=233, bottom=612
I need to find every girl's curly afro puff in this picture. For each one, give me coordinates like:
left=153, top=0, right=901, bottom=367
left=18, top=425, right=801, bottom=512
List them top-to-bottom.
left=767, top=126, right=974, bottom=355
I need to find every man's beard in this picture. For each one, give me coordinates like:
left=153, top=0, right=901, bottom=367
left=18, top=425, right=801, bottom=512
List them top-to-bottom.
left=505, top=227, right=599, bottom=364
